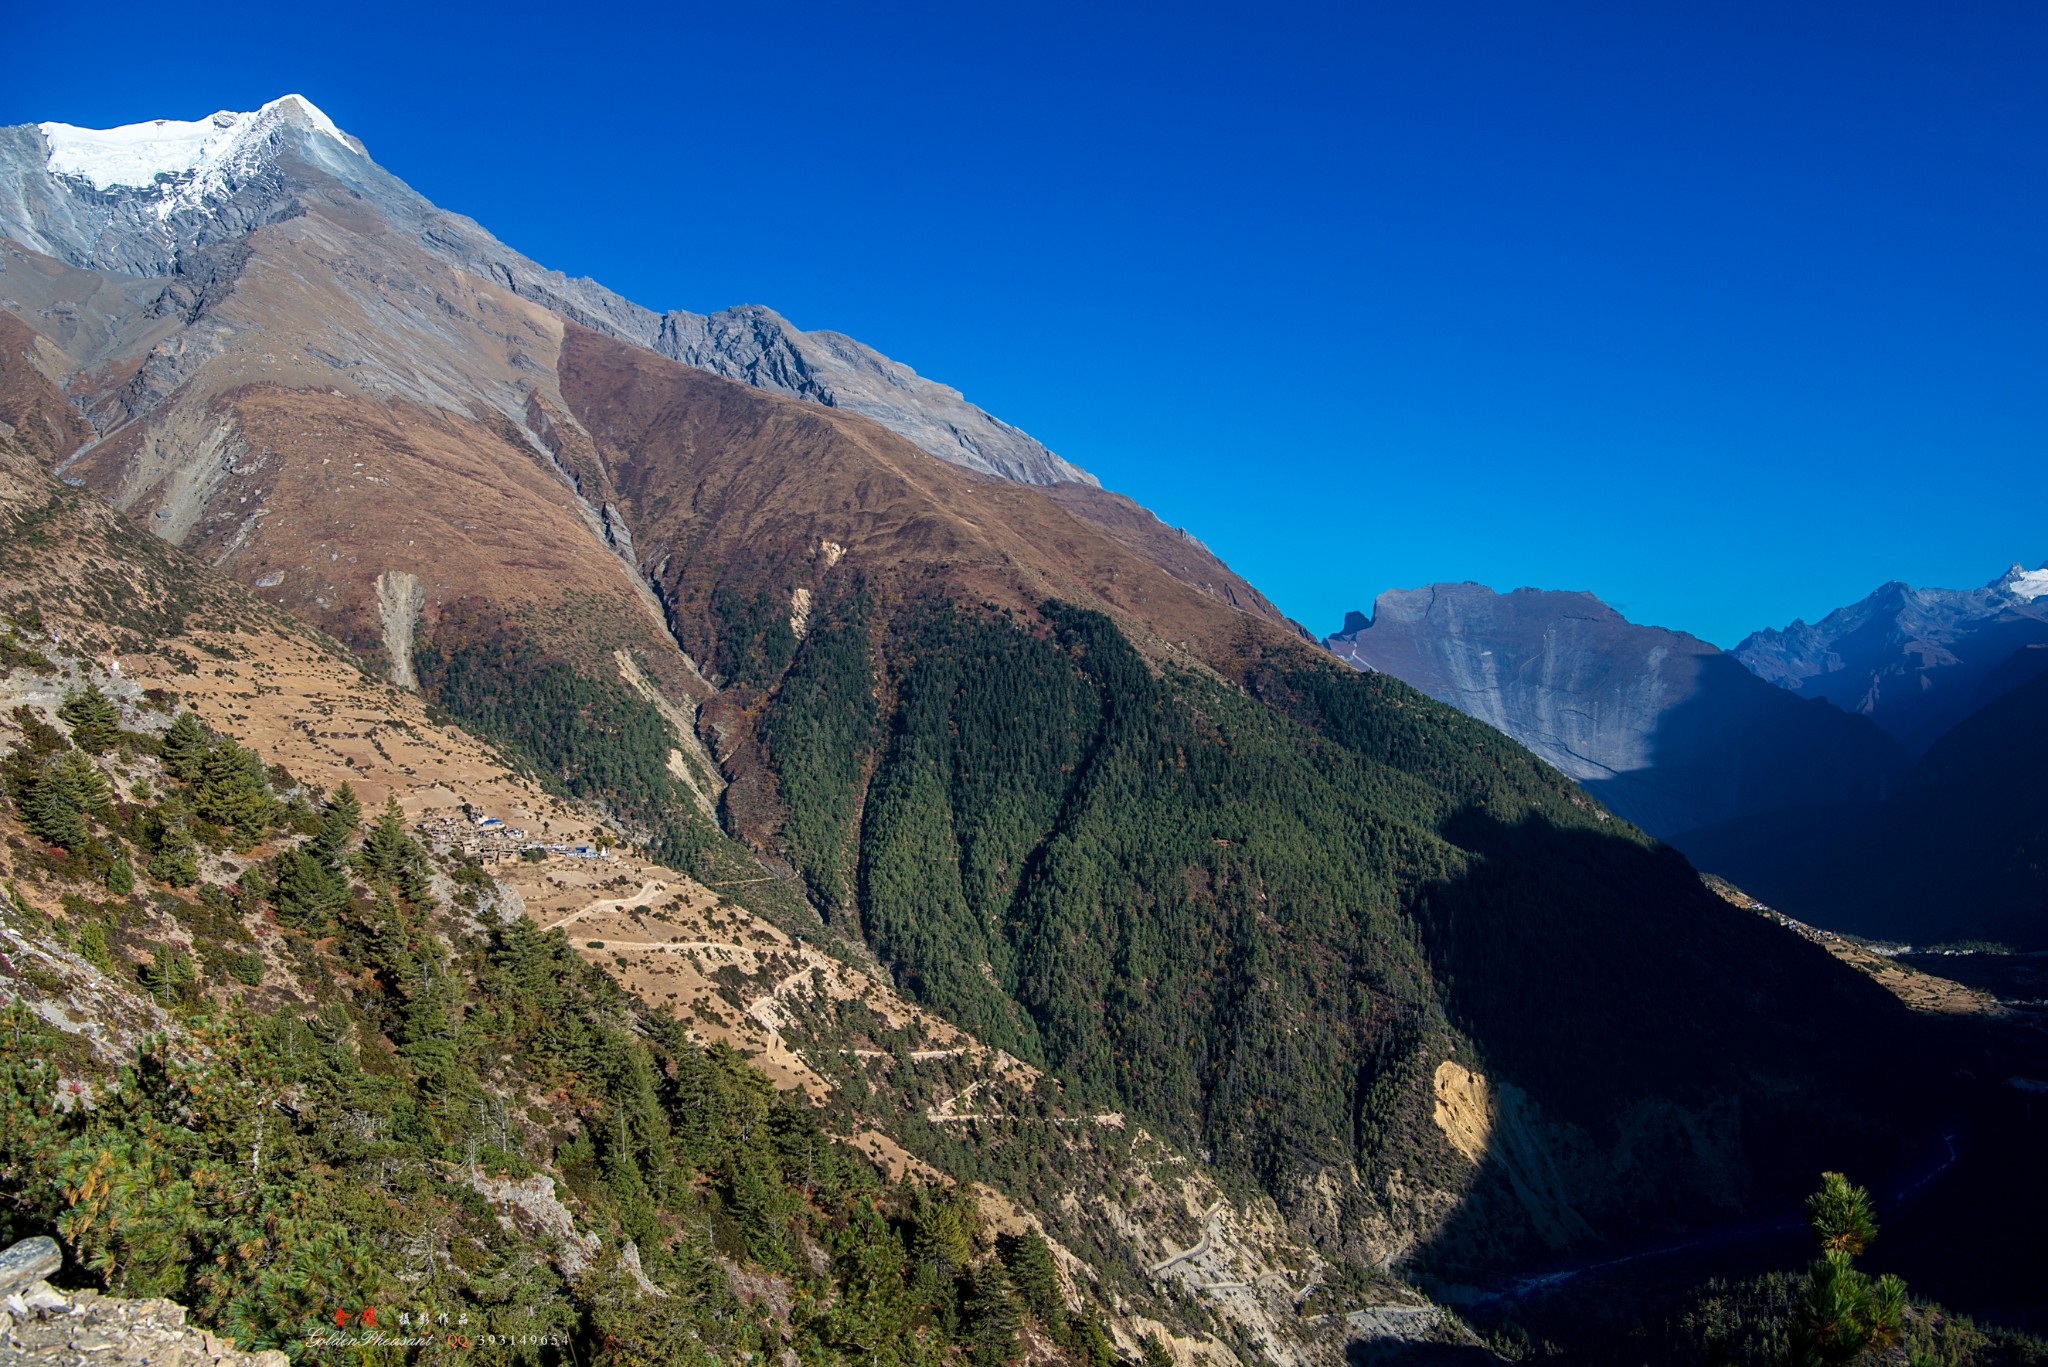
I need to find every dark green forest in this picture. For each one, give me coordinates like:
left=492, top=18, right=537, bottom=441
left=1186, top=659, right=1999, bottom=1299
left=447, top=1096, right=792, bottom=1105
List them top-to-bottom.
left=322, top=575, right=2009, bottom=1340
left=413, top=600, right=704, bottom=865
left=757, top=600, right=1936, bottom=1269
left=757, top=604, right=878, bottom=920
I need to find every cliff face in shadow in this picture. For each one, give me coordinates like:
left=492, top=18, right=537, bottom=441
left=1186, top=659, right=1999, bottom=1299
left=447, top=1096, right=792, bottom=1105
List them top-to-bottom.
left=1327, top=581, right=2044, bottom=950
left=1327, top=584, right=1904, bottom=841
left=1680, top=665, right=2048, bottom=947
left=1399, top=809, right=1942, bottom=1286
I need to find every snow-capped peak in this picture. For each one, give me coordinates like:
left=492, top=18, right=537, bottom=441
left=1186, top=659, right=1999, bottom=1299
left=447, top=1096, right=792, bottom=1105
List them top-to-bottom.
left=38, top=95, right=353, bottom=215
left=1996, top=563, right=2048, bottom=601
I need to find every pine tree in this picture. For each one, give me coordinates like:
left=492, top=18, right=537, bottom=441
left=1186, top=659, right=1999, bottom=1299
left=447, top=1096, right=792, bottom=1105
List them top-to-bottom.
left=59, top=685, right=122, bottom=753
left=160, top=712, right=210, bottom=782
left=194, top=740, right=273, bottom=842
left=22, top=750, right=111, bottom=850
left=21, top=768, right=84, bottom=850
left=312, top=782, right=361, bottom=862
left=361, top=797, right=421, bottom=888
left=147, top=821, right=200, bottom=886
left=272, top=846, right=348, bottom=931
left=74, top=920, right=112, bottom=972
left=139, top=945, right=198, bottom=1005
left=396, top=951, right=460, bottom=1092
left=724, top=1151, right=796, bottom=1271
left=1806, top=1170, right=1878, bottom=1256
left=1787, top=1172, right=1912, bottom=1367
left=912, top=1189, right=980, bottom=1281
left=818, top=1201, right=916, bottom=1359
left=997, top=1228, right=1062, bottom=1322
left=964, top=1260, right=1022, bottom=1367
left=1867, top=1271, right=1907, bottom=1349
left=1071, top=1313, right=1119, bottom=1367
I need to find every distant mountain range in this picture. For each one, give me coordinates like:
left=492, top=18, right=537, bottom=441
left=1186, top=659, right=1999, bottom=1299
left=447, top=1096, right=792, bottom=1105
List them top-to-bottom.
left=1732, top=563, right=2048, bottom=755
left=1330, top=566, right=2048, bottom=946
left=1325, top=583, right=1905, bottom=843
left=1679, top=661, right=2048, bottom=947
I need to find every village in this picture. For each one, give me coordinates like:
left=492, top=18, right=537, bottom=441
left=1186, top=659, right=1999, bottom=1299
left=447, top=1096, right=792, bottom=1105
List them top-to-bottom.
left=413, top=808, right=616, bottom=864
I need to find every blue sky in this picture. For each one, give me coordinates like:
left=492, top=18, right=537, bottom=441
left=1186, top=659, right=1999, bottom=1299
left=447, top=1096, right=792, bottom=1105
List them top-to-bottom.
left=10, top=1, right=2044, bottom=645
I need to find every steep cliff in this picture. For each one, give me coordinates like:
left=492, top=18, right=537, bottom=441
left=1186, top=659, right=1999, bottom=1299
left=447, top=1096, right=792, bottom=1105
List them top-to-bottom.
left=1326, top=583, right=1905, bottom=841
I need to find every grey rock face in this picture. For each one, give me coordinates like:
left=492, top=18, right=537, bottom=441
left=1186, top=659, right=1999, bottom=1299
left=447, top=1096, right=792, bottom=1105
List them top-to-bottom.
left=0, top=98, right=1090, bottom=487
left=0, top=99, right=353, bottom=279
left=656, top=306, right=1094, bottom=485
left=1732, top=563, right=2048, bottom=755
left=1327, top=583, right=1905, bottom=840
left=1333, top=585, right=1670, bottom=780
left=0, top=1235, right=286, bottom=1365
left=0, top=1237, right=60, bottom=1297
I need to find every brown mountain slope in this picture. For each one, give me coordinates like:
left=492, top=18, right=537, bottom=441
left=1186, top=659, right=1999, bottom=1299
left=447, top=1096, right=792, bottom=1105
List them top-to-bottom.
left=3, top=117, right=1293, bottom=709
left=7, top=181, right=1289, bottom=686
left=5, top=190, right=1297, bottom=878
left=5, top=213, right=695, bottom=681
left=3, top=225, right=738, bottom=858
left=0, top=309, right=91, bottom=464
left=558, top=323, right=1294, bottom=671
left=69, top=384, right=675, bottom=671
left=1042, top=481, right=1300, bottom=631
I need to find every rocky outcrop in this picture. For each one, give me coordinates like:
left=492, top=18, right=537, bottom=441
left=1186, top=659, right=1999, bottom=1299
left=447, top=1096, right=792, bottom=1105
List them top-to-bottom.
left=0, top=100, right=342, bottom=279
left=655, top=304, right=1094, bottom=486
left=1732, top=562, right=2048, bottom=755
left=1327, top=583, right=1905, bottom=840
left=0, top=1237, right=286, bottom=1366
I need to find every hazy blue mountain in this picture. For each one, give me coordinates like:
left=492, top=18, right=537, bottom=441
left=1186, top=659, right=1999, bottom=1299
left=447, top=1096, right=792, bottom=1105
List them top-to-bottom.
left=1732, top=563, right=2048, bottom=755
left=1326, top=582, right=1905, bottom=841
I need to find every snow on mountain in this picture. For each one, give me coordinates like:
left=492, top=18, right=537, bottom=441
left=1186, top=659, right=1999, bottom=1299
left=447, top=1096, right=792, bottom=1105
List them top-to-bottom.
left=2, top=94, right=1089, bottom=486
left=38, top=95, right=353, bottom=216
left=1998, top=564, right=2048, bottom=601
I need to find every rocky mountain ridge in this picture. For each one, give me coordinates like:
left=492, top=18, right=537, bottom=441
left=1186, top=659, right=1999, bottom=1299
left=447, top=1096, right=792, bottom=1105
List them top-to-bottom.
left=0, top=92, right=1285, bottom=746
left=0, top=96, right=1091, bottom=487
left=1731, top=561, right=2048, bottom=754
left=2, top=1234, right=287, bottom=1367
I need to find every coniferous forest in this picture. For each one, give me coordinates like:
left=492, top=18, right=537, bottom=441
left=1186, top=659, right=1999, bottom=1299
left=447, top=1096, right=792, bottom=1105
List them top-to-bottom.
left=738, top=593, right=1954, bottom=1277
left=0, top=685, right=1128, bottom=1365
